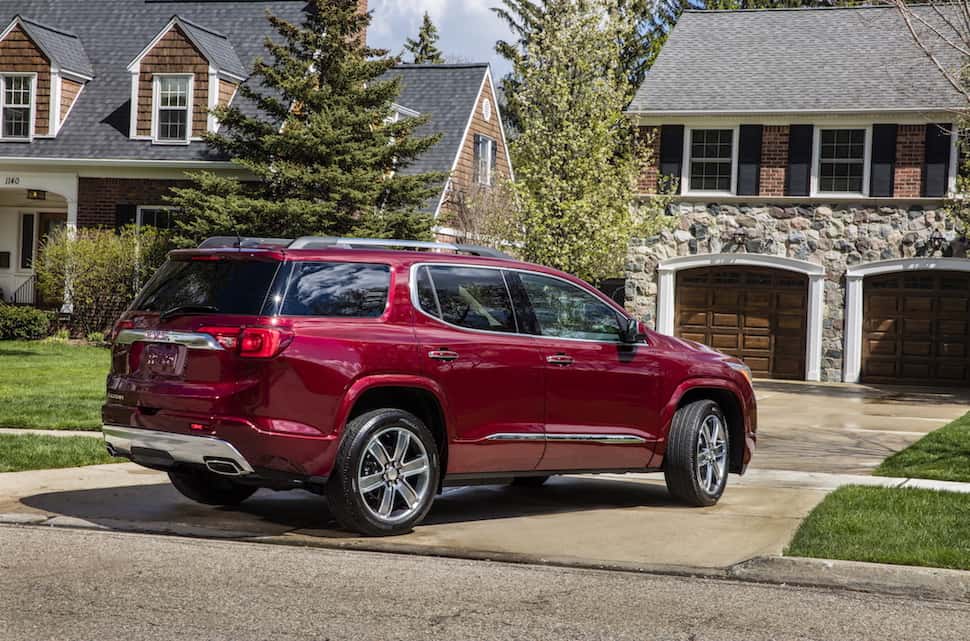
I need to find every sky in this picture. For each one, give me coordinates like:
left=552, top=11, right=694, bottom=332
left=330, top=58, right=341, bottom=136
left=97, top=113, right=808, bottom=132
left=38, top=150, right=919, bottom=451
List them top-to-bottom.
left=367, top=0, right=515, bottom=79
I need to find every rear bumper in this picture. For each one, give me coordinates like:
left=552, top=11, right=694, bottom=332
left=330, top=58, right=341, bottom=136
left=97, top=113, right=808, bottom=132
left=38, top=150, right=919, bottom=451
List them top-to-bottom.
left=103, top=424, right=255, bottom=476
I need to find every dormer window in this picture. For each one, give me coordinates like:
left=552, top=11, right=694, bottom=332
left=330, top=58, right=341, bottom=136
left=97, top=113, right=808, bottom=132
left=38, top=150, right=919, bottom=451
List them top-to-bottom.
left=1, top=75, right=33, bottom=140
left=154, top=75, right=192, bottom=143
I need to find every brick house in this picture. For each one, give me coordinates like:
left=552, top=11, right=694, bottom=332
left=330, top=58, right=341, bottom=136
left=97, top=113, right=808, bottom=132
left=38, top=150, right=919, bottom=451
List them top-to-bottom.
left=0, top=0, right=511, bottom=304
left=626, top=6, right=970, bottom=386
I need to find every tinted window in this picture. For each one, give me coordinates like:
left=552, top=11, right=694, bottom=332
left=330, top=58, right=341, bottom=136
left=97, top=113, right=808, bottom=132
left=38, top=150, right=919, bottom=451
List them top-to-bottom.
left=133, top=259, right=280, bottom=315
left=279, top=262, right=390, bottom=317
left=415, top=266, right=440, bottom=318
left=426, top=266, right=516, bottom=333
left=519, top=273, right=622, bottom=342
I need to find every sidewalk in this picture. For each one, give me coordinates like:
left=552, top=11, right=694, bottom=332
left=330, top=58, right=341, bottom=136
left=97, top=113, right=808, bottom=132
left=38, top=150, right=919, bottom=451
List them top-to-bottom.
left=0, top=428, right=102, bottom=438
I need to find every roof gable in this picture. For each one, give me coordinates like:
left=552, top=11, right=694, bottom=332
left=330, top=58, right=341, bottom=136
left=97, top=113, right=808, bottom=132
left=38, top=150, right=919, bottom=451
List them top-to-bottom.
left=629, top=6, right=967, bottom=115
left=1, top=15, right=93, bottom=79
left=128, top=15, right=247, bottom=80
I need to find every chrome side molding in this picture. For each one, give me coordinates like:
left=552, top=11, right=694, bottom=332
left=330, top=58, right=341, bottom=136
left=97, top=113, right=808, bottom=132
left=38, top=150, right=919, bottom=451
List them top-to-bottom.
left=115, top=329, right=224, bottom=351
left=485, top=433, right=647, bottom=445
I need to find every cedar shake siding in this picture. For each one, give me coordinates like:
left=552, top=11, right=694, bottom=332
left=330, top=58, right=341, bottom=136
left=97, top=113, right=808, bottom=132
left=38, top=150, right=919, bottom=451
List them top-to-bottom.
left=0, top=25, right=50, bottom=136
left=136, top=25, right=209, bottom=138
left=447, top=76, right=510, bottom=206
left=60, top=78, right=83, bottom=124
left=218, top=78, right=237, bottom=108
left=894, top=124, right=925, bottom=199
left=759, top=126, right=788, bottom=198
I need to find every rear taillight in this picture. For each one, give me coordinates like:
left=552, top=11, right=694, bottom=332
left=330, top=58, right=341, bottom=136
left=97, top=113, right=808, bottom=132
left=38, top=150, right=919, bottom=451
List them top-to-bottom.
left=109, top=319, right=134, bottom=343
left=198, top=325, right=292, bottom=359
left=239, top=327, right=292, bottom=358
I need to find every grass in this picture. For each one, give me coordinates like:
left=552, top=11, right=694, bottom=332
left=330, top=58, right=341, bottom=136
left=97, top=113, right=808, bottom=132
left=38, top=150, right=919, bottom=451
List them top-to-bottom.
left=0, top=340, right=109, bottom=430
left=875, top=411, right=970, bottom=483
left=0, top=433, right=115, bottom=473
left=787, top=485, right=970, bottom=570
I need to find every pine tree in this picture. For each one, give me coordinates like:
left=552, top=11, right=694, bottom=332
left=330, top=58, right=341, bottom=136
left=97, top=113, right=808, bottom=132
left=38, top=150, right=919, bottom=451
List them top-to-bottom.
left=167, top=0, right=445, bottom=245
left=508, top=0, right=650, bottom=282
left=404, top=12, right=445, bottom=64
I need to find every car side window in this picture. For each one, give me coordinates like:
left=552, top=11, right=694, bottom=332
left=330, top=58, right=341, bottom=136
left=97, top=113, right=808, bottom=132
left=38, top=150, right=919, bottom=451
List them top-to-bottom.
left=278, top=262, right=390, bottom=317
left=415, top=266, right=441, bottom=318
left=423, top=266, right=517, bottom=333
left=518, top=272, right=623, bottom=342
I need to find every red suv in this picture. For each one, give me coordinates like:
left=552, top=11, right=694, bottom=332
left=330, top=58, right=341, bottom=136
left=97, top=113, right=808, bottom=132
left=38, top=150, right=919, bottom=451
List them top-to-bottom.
left=103, top=237, right=757, bottom=536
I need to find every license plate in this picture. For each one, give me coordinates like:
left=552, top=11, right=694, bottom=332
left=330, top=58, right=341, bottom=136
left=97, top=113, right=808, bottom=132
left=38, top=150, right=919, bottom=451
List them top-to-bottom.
left=142, top=343, right=185, bottom=377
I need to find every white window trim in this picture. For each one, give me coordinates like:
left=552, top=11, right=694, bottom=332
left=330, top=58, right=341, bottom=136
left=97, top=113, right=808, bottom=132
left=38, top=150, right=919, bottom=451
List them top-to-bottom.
left=0, top=72, right=37, bottom=142
left=151, top=73, right=194, bottom=145
left=811, top=124, right=872, bottom=198
left=681, top=125, right=740, bottom=197
left=474, top=134, right=496, bottom=187
left=135, top=205, right=173, bottom=228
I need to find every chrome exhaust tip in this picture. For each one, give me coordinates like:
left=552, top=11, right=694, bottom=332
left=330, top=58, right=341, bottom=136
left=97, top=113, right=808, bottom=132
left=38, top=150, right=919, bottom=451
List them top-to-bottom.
left=205, top=459, right=244, bottom=476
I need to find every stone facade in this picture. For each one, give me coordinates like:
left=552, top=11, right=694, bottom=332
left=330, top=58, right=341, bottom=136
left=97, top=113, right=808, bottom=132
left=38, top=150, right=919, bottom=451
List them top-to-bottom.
left=626, top=202, right=966, bottom=382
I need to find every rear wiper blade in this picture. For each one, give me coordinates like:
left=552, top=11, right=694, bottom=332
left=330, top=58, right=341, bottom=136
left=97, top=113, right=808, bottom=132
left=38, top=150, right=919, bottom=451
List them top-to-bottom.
left=159, top=305, right=219, bottom=321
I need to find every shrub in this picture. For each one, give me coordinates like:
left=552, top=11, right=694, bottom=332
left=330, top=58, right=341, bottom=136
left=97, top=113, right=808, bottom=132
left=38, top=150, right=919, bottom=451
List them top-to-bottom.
left=35, top=226, right=170, bottom=336
left=0, top=305, right=51, bottom=340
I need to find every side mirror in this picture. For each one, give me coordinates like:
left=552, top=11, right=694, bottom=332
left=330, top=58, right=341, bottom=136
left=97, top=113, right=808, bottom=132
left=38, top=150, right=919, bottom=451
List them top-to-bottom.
left=621, top=317, right=646, bottom=344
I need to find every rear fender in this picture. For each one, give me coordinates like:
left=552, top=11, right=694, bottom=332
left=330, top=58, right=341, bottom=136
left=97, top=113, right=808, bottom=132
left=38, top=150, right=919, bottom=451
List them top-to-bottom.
left=334, top=374, right=451, bottom=439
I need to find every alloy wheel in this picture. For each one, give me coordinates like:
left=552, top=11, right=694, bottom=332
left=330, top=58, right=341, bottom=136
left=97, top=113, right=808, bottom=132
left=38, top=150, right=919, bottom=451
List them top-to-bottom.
left=695, top=414, right=728, bottom=495
left=357, top=426, right=432, bottom=524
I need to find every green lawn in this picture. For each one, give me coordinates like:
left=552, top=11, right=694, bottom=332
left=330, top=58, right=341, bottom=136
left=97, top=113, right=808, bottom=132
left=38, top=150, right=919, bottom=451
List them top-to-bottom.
left=0, top=341, right=109, bottom=430
left=876, top=411, right=970, bottom=483
left=0, top=433, right=116, bottom=473
left=787, top=486, right=970, bottom=570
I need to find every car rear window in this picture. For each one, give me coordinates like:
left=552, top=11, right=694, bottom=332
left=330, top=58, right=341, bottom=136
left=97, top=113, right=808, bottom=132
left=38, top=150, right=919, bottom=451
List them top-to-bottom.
left=132, top=258, right=281, bottom=315
left=276, top=262, right=390, bottom=318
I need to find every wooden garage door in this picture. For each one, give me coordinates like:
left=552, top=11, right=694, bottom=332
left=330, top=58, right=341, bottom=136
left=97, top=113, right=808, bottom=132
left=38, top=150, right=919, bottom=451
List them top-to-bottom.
left=676, top=267, right=808, bottom=380
left=862, top=271, right=970, bottom=385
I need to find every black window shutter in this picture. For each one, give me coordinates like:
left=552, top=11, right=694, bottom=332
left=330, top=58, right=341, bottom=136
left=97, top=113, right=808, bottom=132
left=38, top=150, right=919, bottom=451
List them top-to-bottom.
left=923, top=123, right=952, bottom=197
left=785, top=124, right=813, bottom=197
left=870, top=124, right=897, bottom=197
left=659, top=125, right=684, bottom=188
left=737, top=125, right=763, bottom=196
left=115, top=204, right=137, bottom=232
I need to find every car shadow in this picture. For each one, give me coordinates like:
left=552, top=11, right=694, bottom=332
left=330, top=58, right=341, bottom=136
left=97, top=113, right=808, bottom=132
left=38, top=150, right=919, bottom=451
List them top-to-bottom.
left=19, top=474, right=681, bottom=539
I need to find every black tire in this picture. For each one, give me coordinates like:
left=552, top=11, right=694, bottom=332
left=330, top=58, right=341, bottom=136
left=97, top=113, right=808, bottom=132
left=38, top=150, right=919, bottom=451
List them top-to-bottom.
left=663, top=399, right=730, bottom=507
left=326, top=408, right=440, bottom=537
left=168, top=469, right=257, bottom=506
left=510, top=475, right=550, bottom=487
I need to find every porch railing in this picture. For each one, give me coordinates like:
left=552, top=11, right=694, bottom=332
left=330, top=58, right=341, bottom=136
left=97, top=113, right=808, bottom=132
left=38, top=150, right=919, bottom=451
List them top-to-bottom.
left=10, top=275, right=36, bottom=305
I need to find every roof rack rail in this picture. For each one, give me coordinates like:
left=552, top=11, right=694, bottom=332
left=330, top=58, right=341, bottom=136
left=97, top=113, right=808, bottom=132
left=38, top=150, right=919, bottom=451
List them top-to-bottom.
left=198, top=237, right=292, bottom=249
left=287, top=237, right=514, bottom=259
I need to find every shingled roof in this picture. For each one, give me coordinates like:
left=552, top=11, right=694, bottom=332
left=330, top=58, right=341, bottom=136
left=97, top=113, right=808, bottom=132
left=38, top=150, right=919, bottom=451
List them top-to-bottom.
left=0, top=0, right=305, bottom=162
left=629, top=6, right=967, bottom=115
left=12, top=16, right=93, bottom=79
left=383, top=64, right=490, bottom=178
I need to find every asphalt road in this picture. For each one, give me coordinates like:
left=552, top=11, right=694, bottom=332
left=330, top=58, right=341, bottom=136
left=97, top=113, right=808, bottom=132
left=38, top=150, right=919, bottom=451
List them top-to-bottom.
left=1, top=526, right=969, bottom=641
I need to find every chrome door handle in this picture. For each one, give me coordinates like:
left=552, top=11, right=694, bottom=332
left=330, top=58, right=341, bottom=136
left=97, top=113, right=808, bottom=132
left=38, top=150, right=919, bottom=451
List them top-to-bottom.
left=429, top=349, right=460, bottom=362
left=546, top=353, right=574, bottom=366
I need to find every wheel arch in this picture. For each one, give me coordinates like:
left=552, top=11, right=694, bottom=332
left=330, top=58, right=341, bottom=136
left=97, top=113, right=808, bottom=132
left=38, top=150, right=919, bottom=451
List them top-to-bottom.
left=339, top=376, right=450, bottom=482
left=667, top=381, right=747, bottom=474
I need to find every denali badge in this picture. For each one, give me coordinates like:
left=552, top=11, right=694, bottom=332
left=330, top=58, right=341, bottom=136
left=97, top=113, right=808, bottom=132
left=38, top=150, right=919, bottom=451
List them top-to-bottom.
left=107, top=393, right=125, bottom=401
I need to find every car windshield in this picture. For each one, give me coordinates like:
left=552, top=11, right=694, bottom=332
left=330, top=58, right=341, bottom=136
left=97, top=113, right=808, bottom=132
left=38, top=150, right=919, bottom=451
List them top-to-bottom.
left=132, top=258, right=281, bottom=316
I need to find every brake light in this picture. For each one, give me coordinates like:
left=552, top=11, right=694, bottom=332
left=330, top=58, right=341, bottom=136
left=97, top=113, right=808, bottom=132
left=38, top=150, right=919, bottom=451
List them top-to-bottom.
left=109, top=319, right=134, bottom=343
left=198, top=326, right=241, bottom=350
left=239, top=327, right=292, bottom=358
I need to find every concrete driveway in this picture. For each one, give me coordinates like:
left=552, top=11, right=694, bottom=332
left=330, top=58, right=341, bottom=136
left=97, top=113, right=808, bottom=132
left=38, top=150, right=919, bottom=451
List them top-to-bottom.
left=1, top=381, right=967, bottom=570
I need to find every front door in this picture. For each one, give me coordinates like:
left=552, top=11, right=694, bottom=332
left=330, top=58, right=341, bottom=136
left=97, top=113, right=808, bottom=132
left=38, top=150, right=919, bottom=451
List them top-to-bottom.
left=412, top=264, right=546, bottom=475
left=512, top=271, right=661, bottom=471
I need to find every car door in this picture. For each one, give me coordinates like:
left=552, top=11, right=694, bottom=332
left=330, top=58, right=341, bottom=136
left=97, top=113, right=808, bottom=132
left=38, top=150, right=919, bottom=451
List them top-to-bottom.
left=412, top=264, right=545, bottom=475
left=510, top=271, right=663, bottom=471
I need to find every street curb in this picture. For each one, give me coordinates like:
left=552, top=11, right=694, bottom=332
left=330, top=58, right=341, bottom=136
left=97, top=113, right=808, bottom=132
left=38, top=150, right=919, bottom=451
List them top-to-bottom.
left=4, top=514, right=970, bottom=602
left=729, top=556, right=970, bottom=602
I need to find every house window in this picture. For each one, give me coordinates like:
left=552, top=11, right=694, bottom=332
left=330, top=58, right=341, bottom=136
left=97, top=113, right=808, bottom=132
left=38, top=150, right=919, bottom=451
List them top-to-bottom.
left=1, top=75, right=33, bottom=140
left=154, top=76, right=192, bottom=143
left=688, top=129, right=734, bottom=193
left=818, top=129, right=866, bottom=193
left=473, top=134, right=497, bottom=186
left=136, top=206, right=174, bottom=230
left=20, top=213, right=34, bottom=269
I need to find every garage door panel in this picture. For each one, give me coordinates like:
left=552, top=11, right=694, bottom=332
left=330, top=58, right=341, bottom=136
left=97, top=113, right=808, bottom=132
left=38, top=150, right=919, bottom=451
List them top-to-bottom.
left=676, top=267, right=807, bottom=380
left=862, top=271, right=970, bottom=386
left=680, top=332, right=707, bottom=344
